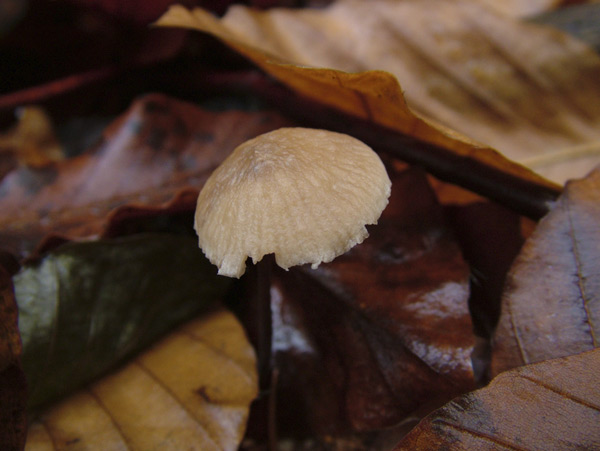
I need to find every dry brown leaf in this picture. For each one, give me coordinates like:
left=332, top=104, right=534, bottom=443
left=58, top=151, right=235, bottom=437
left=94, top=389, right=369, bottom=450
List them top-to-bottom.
left=157, top=0, right=600, bottom=185
left=0, top=93, right=291, bottom=260
left=491, top=165, right=600, bottom=375
left=25, top=308, right=258, bottom=451
left=393, top=348, right=600, bottom=450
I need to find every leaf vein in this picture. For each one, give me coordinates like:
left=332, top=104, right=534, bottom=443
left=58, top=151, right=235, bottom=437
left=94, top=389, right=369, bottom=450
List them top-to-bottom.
left=567, top=199, right=598, bottom=347
left=507, top=289, right=529, bottom=365
left=175, top=329, right=255, bottom=387
left=134, top=360, right=223, bottom=450
left=519, top=374, right=600, bottom=411
left=86, top=387, right=134, bottom=450
left=39, top=417, right=60, bottom=451
left=434, top=418, right=530, bottom=451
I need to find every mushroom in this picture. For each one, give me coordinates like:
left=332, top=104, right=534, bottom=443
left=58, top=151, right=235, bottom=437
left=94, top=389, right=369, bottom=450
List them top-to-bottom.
left=194, top=127, right=391, bottom=394
left=194, top=127, right=392, bottom=278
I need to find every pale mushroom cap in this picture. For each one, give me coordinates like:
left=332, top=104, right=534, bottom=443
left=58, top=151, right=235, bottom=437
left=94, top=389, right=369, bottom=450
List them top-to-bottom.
left=194, top=127, right=391, bottom=278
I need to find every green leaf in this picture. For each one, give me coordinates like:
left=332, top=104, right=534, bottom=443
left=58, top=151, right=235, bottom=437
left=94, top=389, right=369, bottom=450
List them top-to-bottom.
left=14, top=233, right=232, bottom=411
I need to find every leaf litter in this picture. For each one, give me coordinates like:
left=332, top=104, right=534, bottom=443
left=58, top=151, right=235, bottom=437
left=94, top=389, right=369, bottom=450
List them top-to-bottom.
left=0, top=0, right=599, bottom=449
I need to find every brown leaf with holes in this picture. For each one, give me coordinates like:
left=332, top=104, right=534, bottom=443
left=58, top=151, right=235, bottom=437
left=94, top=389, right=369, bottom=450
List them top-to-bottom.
left=0, top=93, right=291, bottom=260
left=491, top=166, right=600, bottom=375
left=25, top=308, right=258, bottom=451
left=394, top=348, right=600, bottom=450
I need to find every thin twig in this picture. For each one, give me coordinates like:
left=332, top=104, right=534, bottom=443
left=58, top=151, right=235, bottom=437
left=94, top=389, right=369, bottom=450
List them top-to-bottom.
left=247, top=76, right=562, bottom=220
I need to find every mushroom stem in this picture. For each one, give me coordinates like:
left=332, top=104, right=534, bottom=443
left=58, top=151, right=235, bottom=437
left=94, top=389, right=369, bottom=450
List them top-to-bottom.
left=194, top=126, right=391, bottom=450
left=256, top=254, right=274, bottom=390
left=255, top=255, right=277, bottom=450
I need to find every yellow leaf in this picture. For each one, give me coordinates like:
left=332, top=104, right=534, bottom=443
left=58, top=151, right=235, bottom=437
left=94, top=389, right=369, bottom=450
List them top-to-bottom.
left=156, top=0, right=600, bottom=185
left=25, top=309, right=258, bottom=451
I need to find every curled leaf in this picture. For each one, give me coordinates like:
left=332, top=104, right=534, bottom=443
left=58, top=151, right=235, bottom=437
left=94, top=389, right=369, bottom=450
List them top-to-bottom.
left=154, top=0, right=600, bottom=185
left=491, top=166, right=600, bottom=375
left=15, top=233, right=232, bottom=410
left=25, top=308, right=258, bottom=451
left=394, top=348, right=600, bottom=450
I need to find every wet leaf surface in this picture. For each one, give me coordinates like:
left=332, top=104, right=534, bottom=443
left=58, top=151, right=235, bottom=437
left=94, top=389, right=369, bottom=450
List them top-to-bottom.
left=263, top=165, right=476, bottom=438
left=491, top=166, right=600, bottom=375
left=15, top=233, right=232, bottom=411
left=26, top=308, right=258, bottom=451
left=394, top=348, right=600, bottom=451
